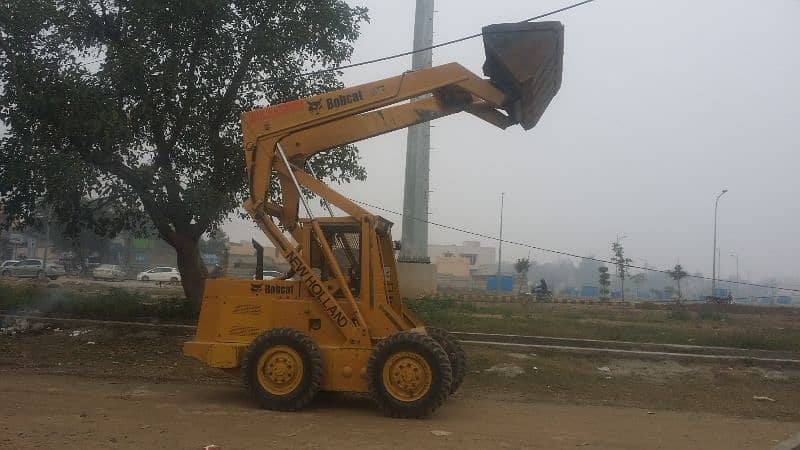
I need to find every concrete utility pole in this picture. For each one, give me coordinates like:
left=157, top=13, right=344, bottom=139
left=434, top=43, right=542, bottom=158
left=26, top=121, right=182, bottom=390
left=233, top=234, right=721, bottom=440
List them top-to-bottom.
left=399, top=0, right=434, bottom=263
left=711, top=189, right=728, bottom=294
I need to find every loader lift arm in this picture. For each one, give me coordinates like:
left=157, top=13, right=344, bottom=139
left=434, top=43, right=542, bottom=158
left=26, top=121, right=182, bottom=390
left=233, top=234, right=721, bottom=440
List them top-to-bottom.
left=239, top=21, right=564, bottom=346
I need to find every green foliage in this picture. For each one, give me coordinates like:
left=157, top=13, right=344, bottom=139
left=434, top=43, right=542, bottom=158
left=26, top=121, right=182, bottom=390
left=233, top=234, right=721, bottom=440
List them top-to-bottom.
left=0, top=1, right=370, bottom=301
left=611, top=242, right=632, bottom=281
left=514, top=257, right=532, bottom=293
left=514, top=258, right=531, bottom=274
left=667, top=264, right=689, bottom=302
left=598, top=266, right=611, bottom=300
left=0, top=284, right=197, bottom=322
left=697, top=305, right=728, bottom=322
left=666, top=308, right=692, bottom=321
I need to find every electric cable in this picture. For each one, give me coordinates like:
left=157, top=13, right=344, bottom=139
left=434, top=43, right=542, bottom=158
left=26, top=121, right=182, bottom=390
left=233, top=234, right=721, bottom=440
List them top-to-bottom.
left=241, top=0, right=595, bottom=86
left=75, top=1, right=595, bottom=85
left=346, top=198, right=800, bottom=294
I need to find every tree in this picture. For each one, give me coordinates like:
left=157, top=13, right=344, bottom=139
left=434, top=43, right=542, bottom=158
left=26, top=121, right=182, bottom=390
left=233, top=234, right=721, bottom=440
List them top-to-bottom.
left=0, top=1, right=369, bottom=303
left=200, top=228, right=230, bottom=272
left=611, top=242, right=632, bottom=301
left=514, top=257, right=532, bottom=293
left=667, top=264, right=689, bottom=304
left=598, top=266, right=611, bottom=300
left=629, top=273, right=647, bottom=299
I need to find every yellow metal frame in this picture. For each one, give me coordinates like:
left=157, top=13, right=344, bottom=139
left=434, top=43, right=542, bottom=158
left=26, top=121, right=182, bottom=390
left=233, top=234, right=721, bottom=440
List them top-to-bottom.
left=184, top=50, right=560, bottom=393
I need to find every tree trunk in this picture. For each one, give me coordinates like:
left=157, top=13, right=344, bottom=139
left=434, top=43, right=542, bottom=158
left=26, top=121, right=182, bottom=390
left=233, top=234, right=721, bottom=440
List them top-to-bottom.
left=173, top=235, right=208, bottom=304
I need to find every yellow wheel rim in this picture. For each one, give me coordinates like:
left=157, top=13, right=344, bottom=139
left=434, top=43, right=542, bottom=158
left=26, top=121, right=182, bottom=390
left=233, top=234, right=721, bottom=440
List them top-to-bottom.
left=256, top=345, right=304, bottom=396
left=382, top=351, right=432, bottom=402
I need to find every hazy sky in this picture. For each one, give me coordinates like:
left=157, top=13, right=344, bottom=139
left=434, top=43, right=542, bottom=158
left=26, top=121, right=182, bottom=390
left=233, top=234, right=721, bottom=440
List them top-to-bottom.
left=226, top=0, right=800, bottom=282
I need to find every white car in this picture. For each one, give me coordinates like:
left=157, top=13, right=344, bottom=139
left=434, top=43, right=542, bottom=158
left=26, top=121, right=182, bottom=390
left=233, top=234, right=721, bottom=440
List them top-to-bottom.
left=1, top=260, right=20, bottom=276
left=93, top=264, right=126, bottom=281
left=136, top=266, right=181, bottom=283
left=253, top=270, right=283, bottom=280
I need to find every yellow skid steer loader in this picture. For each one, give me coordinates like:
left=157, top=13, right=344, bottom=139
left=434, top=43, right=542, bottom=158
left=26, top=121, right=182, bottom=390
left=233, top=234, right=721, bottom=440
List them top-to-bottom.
left=184, top=21, right=564, bottom=418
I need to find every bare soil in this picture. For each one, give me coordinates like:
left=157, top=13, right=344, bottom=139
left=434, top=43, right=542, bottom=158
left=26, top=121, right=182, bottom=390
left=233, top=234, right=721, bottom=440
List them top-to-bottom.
left=2, top=322, right=799, bottom=449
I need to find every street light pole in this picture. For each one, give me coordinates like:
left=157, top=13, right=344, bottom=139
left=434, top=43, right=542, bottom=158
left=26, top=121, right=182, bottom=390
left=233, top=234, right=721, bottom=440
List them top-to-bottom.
left=712, top=189, right=728, bottom=295
left=496, top=192, right=505, bottom=294
left=730, top=252, right=740, bottom=296
left=730, top=253, right=740, bottom=281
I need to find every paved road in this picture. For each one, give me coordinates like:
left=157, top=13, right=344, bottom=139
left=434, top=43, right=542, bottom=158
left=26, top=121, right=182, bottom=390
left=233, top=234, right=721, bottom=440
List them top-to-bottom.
left=1, top=372, right=796, bottom=450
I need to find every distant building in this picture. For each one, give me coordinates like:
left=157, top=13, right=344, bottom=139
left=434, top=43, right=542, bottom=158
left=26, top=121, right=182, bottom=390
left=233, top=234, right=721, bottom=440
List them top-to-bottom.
left=127, top=236, right=177, bottom=273
left=227, top=240, right=288, bottom=278
left=426, top=241, right=528, bottom=292
left=429, top=241, right=495, bottom=272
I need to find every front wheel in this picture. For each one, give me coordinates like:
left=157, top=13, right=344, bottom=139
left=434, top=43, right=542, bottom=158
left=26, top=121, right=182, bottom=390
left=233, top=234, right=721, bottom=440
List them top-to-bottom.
left=140, top=276, right=149, bottom=282
left=169, top=277, right=179, bottom=283
left=242, top=328, right=323, bottom=411
left=367, top=331, right=452, bottom=418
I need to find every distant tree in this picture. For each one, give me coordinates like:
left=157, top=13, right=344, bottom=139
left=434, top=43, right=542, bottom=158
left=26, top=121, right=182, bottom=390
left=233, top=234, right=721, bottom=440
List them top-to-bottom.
left=199, top=228, right=230, bottom=271
left=199, top=229, right=229, bottom=256
left=611, top=242, right=632, bottom=301
left=514, top=257, right=532, bottom=293
left=667, top=264, right=689, bottom=304
left=598, top=266, right=611, bottom=300
left=630, top=273, right=647, bottom=299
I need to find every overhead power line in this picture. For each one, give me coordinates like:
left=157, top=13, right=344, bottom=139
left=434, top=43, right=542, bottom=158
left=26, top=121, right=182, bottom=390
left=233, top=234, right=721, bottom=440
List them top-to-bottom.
left=243, top=0, right=595, bottom=86
left=76, top=1, right=595, bottom=84
left=347, top=198, right=800, bottom=295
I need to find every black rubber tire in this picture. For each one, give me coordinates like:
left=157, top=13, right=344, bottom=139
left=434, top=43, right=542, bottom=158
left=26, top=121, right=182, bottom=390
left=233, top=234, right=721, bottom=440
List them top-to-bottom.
left=1, top=270, right=9, bottom=276
left=141, top=276, right=149, bottom=282
left=170, top=277, right=178, bottom=282
left=242, top=327, right=323, bottom=412
left=426, top=327, right=467, bottom=394
left=367, top=331, right=452, bottom=419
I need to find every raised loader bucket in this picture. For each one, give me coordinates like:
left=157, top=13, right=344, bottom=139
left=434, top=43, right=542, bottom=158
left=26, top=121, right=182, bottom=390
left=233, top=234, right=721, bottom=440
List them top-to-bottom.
left=482, top=21, right=564, bottom=130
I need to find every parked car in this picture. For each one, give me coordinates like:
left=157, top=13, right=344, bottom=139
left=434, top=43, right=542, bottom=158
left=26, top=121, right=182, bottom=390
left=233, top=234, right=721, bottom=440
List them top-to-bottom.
left=7, top=259, right=66, bottom=280
left=1, top=260, right=20, bottom=276
left=92, top=264, right=126, bottom=281
left=136, top=266, right=181, bottom=283
left=252, top=270, right=283, bottom=280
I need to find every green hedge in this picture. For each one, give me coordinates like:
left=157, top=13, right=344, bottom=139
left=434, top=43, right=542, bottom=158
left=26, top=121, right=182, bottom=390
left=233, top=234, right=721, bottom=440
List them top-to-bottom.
left=0, top=283, right=197, bottom=322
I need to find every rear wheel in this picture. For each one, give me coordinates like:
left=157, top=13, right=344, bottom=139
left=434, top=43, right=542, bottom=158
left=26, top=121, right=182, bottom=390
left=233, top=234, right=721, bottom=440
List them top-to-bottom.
left=140, top=276, right=149, bottom=282
left=169, top=277, right=178, bottom=283
left=426, top=327, right=467, bottom=394
left=242, top=328, right=322, bottom=411
left=367, top=331, right=452, bottom=418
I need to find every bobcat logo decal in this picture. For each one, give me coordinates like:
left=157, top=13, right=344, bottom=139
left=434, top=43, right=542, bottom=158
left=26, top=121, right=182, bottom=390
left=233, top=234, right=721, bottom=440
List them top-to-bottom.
left=306, top=99, right=323, bottom=115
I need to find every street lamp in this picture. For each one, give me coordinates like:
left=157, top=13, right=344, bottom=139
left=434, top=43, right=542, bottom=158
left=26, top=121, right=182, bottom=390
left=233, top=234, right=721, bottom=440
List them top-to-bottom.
left=711, top=189, right=728, bottom=295
left=496, top=192, right=505, bottom=294
left=730, top=252, right=740, bottom=296
left=730, top=253, right=740, bottom=281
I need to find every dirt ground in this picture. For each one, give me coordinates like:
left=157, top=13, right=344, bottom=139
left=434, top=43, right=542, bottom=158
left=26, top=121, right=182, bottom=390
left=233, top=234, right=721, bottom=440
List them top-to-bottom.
left=1, top=323, right=799, bottom=449
left=2, top=372, right=797, bottom=450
